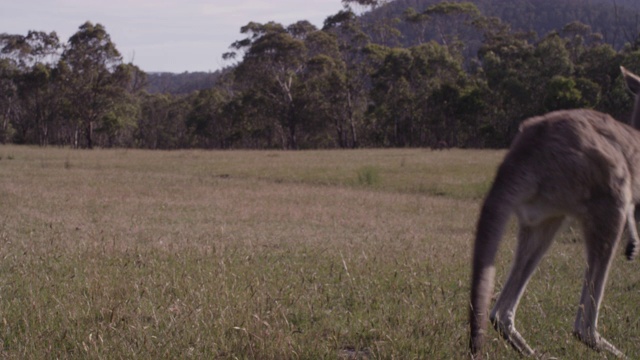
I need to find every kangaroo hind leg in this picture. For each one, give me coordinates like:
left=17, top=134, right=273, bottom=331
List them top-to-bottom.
left=574, top=202, right=626, bottom=358
left=625, top=205, right=639, bottom=260
left=490, top=216, right=565, bottom=356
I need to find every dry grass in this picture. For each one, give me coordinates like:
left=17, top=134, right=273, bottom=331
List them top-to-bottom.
left=0, top=145, right=639, bottom=359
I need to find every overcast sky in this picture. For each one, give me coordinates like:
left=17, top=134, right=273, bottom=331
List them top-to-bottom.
left=2, top=0, right=345, bottom=73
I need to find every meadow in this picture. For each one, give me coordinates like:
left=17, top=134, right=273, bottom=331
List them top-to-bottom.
left=1, top=145, right=640, bottom=359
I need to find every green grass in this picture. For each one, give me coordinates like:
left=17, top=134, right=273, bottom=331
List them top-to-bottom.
left=0, top=145, right=639, bottom=359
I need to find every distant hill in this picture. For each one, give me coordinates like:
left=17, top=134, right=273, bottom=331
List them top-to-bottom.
left=146, top=0, right=640, bottom=95
left=365, top=0, right=640, bottom=49
left=145, top=71, right=223, bottom=95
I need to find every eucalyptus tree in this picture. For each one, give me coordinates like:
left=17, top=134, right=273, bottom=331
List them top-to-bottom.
left=343, top=0, right=400, bottom=47
left=364, top=2, right=488, bottom=147
left=405, top=2, right=481, bottom=53
left=323, top=8, right=373, bottom=148
left=227, top=20, right=347, bottom=149
left=225, top=21, right=306, bottom=149
left=58, top=22, right=139, bottom=148
left=477, top=22, right=540, bottom=146
left=291, top=30, right=349, bottom=148
left=0, top=31, right=61, bottom=145
left=0, top=31, right=60, bottom=68
left=368, top=40, right=469, bottom=147
left=367, top=45, right=414, bottom=146
left=0, top=59, right=18, bottom=143
left=15, top=63, right=63, bottom=145
left=99, top=63, right=147, bottom=147
left=186, top=87, right=235, bottom=149
left=136, top=92, right=191, bottom=149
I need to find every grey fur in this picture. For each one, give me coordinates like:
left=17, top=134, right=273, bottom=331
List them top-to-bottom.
left=470, top=67, right=640, bottom=359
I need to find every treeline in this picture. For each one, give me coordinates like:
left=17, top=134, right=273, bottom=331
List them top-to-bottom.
left=1, top=0, right=640, bottom=149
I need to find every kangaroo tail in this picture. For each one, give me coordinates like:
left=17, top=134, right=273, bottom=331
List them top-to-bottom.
left=469, top=173, right=516, bottom=358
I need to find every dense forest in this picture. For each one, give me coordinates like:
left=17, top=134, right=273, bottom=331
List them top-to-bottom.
left=2, top=0, right=640, bottom=149
left=368, top=0, right=640, bottom=49
left=146, top=71, right=223, bottom=95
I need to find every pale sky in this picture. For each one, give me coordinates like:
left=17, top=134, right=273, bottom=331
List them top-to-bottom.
left=1, top=0, right=345, bottom=73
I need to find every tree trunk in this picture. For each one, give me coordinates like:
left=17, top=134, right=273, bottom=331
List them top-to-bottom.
left=346, top=92, right=358, bottom=148
left=286, top=105, right=298, bottom=150
left=85, top=121, right=94, bottom=149
left=73, top=126, right=79, bottom=148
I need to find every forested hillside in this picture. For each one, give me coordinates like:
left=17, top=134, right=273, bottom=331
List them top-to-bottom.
left=1, top=0, right=640, bottom=149
left=367, top=0, right=640, bottom=49
left=146, top=71, right=225, bottom=95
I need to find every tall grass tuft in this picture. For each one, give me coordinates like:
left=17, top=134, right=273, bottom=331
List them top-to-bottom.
left=356, top=165, right=380, bottom=187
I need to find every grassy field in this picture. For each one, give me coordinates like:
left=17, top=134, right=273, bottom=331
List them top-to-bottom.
left=1, top=145, right=640, bottom=359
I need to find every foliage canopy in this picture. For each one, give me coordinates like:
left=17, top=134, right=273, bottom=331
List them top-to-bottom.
left=2, top=1, right=640, bottom=149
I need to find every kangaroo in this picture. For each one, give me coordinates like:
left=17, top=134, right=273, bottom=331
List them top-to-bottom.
left=622, top=66, right=640, bottom=261
left=469, top=67, right=640, bottom=359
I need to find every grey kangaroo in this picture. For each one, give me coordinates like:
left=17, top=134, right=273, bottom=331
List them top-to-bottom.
left=469, top=67, right=640, bottom=359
